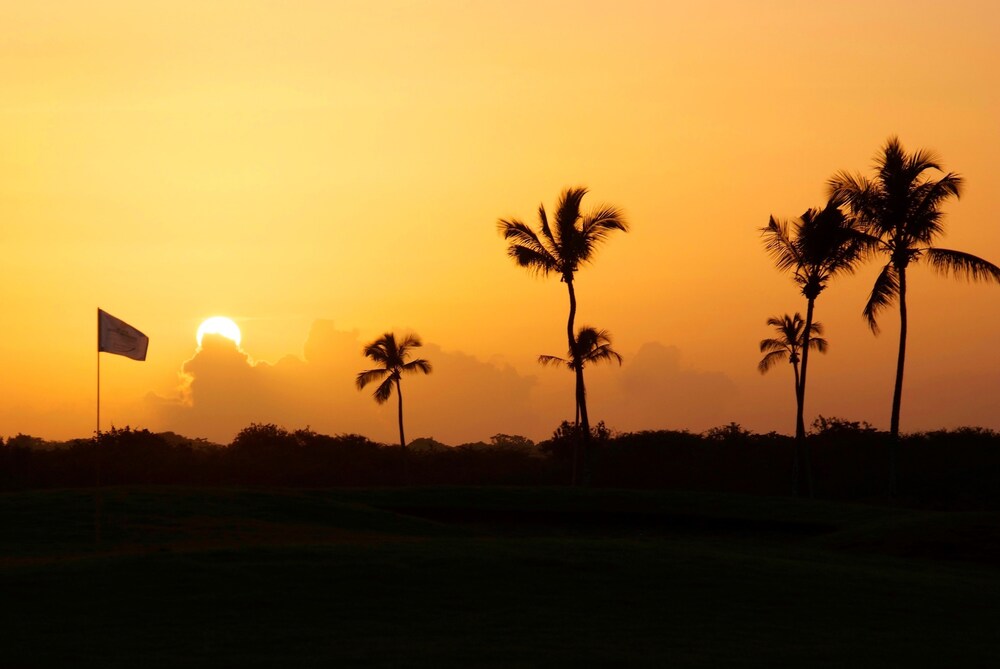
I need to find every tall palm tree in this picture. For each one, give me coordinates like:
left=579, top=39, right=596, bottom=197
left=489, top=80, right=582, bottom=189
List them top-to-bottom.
left=829, top=137, right=1000, bottom=494
left=830, top=137, right=1000, bottom=441
left=498, top=187, right=628, bottom=483
left=761, top=198, right=866, bottom=496
left=758, top=313, right=828, bottom=444
left=539, top=326, right=624, bottom=424
left=356, top=332, right=432, bottom=450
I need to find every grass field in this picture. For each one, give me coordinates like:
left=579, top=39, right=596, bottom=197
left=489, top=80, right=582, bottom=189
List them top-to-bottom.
left=2, top=486, right=999, bottom=667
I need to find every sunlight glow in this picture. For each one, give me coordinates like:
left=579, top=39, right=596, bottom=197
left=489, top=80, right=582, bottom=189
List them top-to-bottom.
left=197, top=316, right=242, bottom=348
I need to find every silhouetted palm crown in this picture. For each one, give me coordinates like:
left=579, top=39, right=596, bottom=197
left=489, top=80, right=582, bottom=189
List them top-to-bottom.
left=829, top=136, right=1000, bottom=332
left=497, top=187, right=628, bottom=281
left=761, top=199, right=866, bottom=301
left=758, top=314, right=827, bottom=374
left=539, top=326, right=624, bottom=371
left=356, top=333, right=432, bottom=403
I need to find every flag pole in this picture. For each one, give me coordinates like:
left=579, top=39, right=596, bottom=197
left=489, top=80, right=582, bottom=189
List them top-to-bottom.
left=97, top=307, right=101, bottom=437
left=95, top=308, right=103, bottom=546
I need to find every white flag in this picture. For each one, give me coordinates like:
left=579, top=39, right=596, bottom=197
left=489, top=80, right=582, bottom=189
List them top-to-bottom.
left=98, top=309, right=148, bottom=361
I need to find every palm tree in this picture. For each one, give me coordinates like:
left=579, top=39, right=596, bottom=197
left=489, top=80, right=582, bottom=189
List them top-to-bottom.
left=829, top=137, right=1000, bottom=494
left=830, top=137, right=1000, bottom=439
left=498, top=187, right=628, bottom=483
left=761, top=198, right=866, bottom=496
left=758, top=312, right=827, bottom=391
left=758, top=314, right=828, bottom=483
left=539, top=325, right=624, bottom=424
left=539, top=326, right=623, bottom=484
left=356, top=332, right=432, bottom=449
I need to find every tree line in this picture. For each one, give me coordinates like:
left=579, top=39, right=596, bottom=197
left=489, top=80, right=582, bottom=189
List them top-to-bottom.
left=351, top=137, right=999, bottom=496
left=760, top=137, right=1000, bottom=496
left=4, top=423, right=1000, bottom=509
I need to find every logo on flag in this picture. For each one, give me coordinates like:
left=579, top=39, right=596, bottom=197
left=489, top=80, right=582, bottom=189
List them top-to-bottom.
left=98, top=309, right=149, bottom=361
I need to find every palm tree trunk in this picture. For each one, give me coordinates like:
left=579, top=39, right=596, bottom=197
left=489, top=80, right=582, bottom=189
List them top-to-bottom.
left=889, top=267, right=907, bottom=496
left=565, top=277, right=589, bottom=485
left=796, top=298, right=816, bottom=498
left=791, top=359, right=801, bottom=496
left=791, top=361, right=801, bottom=408
left=576, top=366, right=592, bottom=485
left=395, top=377, right=406, bottom=450
left=572, top=395, right=581, bottom=486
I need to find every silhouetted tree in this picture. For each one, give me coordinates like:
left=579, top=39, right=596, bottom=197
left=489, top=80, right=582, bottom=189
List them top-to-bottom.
left=829, top=137, right=1000, bottom=451
left=498, top=188, right=628, bottom=483
left=761, top=199, right=866, bottom=496
left=758, top=312, right=827, bottom=409
left=539, top=326, right=623, bottom=481
left=539, top=326, right=623, bottom=370
left=356, top=333, right=432, bottom=449
left=811, top=415, right=877, bottom=437
left=703, top=422, right=754, bottom=443
left=231, top=423, right=297, bottom=453
left=489, top=434, right=536, bottom=451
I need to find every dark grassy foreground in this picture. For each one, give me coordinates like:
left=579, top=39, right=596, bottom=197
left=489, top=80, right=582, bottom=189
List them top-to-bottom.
left=2, top=487, right=999, bottom=667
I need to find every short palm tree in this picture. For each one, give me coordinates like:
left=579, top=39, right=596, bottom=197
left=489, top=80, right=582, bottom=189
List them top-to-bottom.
left=829, top=137, right=1000, bottom=443
left=498, top=187, right=628, bottom=483
left=761, top=198, right=866, bottom=495
left=758, top=312, right=827, bottom=418
left=539, top=326, right=624, bottom=424
left=539, top=326, right=623, bottom=484
left=356, top=333, right=432, bottom=449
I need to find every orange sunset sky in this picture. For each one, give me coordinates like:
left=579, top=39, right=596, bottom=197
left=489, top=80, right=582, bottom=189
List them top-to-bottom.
left=2, top=1, right=998, bottom=444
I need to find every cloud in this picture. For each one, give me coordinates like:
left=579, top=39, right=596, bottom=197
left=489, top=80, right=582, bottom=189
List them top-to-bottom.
left=144, top=321, right=740, bottom=443
left=146, top=321, right=545, bottom=444
left=589, top=342, right=740, bottom=432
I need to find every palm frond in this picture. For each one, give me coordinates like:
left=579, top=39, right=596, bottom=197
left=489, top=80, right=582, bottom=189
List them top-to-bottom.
left=878, top=136, right=910, bottom=175
left=904, top=143, right=943, bottom=175
left=829, top=171, right=887, bottom=237
left=909, top=174, right=963, bottom=243
left=554, top=187, right=587, bottom=239
left=800, top=200, right=867, bottom=278
left=537, top=203, right=556, bottom=248
left=582, top=205, right=628, bottom=234
left=576, top=207, right=629, bottom=266
left=760, top=216, right=801, bottom=273
left=497, top=219, right=559, bottom=274
left=509, top=245, right=561, bottom=275
left=926, top=248, right=1000, bottom=283
left=863, top=262, right=900, bottom=334
left=765, top=313, right=803, bottom=330
left=574, top=327, right=623, bottom=367
left=396, top=333, right=423, bottom=352
left=808, top=336, right=829, bottom=354
left=759, top=337, right=789, bottom=354
left=361, top=339, right=391, bottom=365
left=586, top=347, right=624, bottom=366
left=757, top=349, right=788, bottom=374
left=537, top=354, right=569, bottom=368
left=402, top=358, right=432, bottom=375
left=356, top=367, right=389, bottom=390
left=372, top=376, right=395, bottom=404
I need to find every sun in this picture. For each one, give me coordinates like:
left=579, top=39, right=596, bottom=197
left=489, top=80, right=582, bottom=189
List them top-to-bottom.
left=197, top=316, right=242, bottom=348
